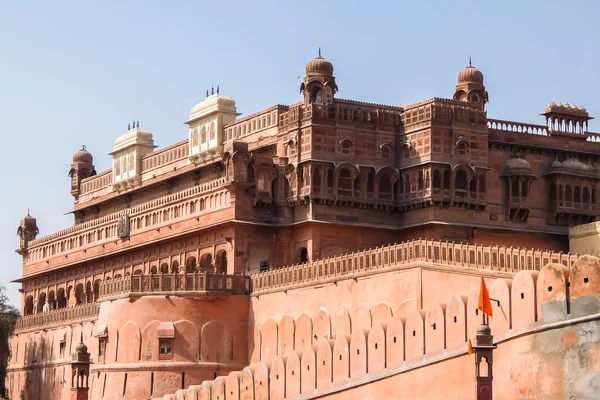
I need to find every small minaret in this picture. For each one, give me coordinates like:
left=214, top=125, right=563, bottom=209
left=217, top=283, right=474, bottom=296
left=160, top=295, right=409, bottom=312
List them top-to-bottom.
left=68, top=146, right=96, bottom=200
left=16, top=211, right=39, bottom=256
left=473, top=322, right=497, bottom=400
left=70, top=333, right=91, bottom=400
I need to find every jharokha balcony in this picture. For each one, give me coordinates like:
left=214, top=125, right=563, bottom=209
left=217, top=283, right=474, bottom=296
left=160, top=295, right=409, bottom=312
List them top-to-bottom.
left=98, top=272, right=251, bottom=301
left=15, top=303, right=100, bottom=333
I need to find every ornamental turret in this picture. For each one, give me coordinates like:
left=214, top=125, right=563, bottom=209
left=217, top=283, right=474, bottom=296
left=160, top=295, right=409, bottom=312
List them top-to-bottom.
left=300, top=49, right=338, bottom=105
left=453, top=57, right=488, bottom=111
left=186, top=86, right=237, bottom=161
left=111, top=121, right=155, bottom=189
left=68, top=146, right=96, bottom=200
left=15, top=211, right=39, bottom=256
left=70, top=333, right=91, bottom=400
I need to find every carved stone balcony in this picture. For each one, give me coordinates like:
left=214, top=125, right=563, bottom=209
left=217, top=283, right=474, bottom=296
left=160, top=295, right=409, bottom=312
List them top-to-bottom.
left=98, top=273, right=251, bottom=301
left=14, top=303, right=100, bottom=333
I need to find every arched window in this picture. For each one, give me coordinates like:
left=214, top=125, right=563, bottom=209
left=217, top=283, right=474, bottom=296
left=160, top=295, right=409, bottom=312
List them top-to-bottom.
left=311, top=87, right=322, bottom=103
left=325, top=87, right=333, bottom=104
left=470, top=93, right=480, bottom=103
left=209, top=123, right=216, bottom=141
left=201, top=127, right=207, bottom=144
left=192, top=129, right=198, bottom=146
left=341, top=139, right=353, bottom=155
left=456, top=141, right=468, bottom=156
left=381, top=145, right=391, bottom=159
left=312, top=167, right=321, bottom=193
left=327, top=168, right=334, bottom=188
left=338, top=168, right=353, bottom=196
left=433, top=170, right=441, bottom=189
left=443, top=170, right=450, bottom=190
left=455, top=170, right=467, bottom=191
left=367, top=171, right=374, bottom=194
left=418, top=171, right=424, bottom=191
left=404, top=174, right=411, bottom=194
left=379, top=175, right=392, bottom=200
left=469, top=176, right=477, bottom=196
left=521, top=180, right=528, bottom=197
left=558, top=185, right=564, bottom=205
left=565, top=185, right=573, bottom=202
left=574, top=186, right=581, bottom=203
left=583, top=187, right=590, bottom=204
left=299, top=247, right=309, bottom=264
left=216, top=250, right=227, bottom=274
left=200, top=254, right=214, bottom=273
left=185, top=257, right=197, bottom=273
left=171, top=260, right=179, bottom=273
left=160, top=263, right=169, bottom=274
left=93, top=280, right=101, bottom=301
left=85, top=281, right=93, bottom=303
left=75, top=283, right=84, bottom=306
left=57, top=288, right=67, bottom=309
left=48, top=291, right=56, bottom=311
left=37, top=293, right=46, bottom=313
left=24, top=296, right=34, bottom=316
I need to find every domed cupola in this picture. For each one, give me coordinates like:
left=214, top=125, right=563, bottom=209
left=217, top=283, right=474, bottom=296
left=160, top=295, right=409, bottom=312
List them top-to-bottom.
left=300, top=49, right=338, bottom=105
left=453, top=57, right=488, bottom=110
left=186, top=86, right=237, bottom=161
left=69, top=145, right=96, bottom=200
left=501, top=154, right=537, bottom=222
left=16, top=210, right=39, bottom=256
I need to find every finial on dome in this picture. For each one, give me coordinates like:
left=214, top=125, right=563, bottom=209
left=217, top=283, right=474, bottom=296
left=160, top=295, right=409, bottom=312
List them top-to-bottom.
left=318, top=47, right=321, bottom=58
left=469, top=55, right=472, bottom=66
left=217, top=84, right=220, bottom=94
left=211, top=85, right=214, bottom=95
left=206, top=89, right=209, bottom=98
left=136, top=120, right=139, bottom=128
left=127, top=123, right=130, bottom=130
left=82, top=145, right=87, bottom=151
left=27, top=208, right=30, bottom=216
left=80, top=332, right=83, bottom=343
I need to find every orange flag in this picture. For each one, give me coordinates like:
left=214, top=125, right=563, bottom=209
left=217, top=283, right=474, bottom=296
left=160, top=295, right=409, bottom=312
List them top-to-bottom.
left=478, top=276, right=493, bottom=318
left=467, top=339, right=474, bottom=355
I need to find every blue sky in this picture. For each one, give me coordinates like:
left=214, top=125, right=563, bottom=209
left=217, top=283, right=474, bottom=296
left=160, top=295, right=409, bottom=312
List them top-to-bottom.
left=0, top=0, right=598, bottom=307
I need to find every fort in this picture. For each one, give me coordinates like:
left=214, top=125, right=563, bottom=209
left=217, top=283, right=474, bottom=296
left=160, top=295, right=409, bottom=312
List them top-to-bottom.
left=6, top=52, right=600, bottom=399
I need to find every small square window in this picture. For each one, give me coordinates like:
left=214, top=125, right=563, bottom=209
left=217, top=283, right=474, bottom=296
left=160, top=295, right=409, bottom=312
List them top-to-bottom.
left=159, top=339, right=173, bottom=360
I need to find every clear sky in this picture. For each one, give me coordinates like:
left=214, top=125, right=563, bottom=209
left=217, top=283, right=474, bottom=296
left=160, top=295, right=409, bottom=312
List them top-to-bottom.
left=0, top=0, right=598, bottom=308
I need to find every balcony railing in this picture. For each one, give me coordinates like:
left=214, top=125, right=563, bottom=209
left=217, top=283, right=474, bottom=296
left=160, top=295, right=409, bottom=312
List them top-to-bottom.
left=99, top=273, right=251, bottom=300
left=15, top=303, right=100, bottom=333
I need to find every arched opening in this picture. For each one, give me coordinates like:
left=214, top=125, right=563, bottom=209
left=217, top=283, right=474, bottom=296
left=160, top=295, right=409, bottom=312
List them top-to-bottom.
left=311, top=86, right=322, bottom=103
left=200, top=126, right=207, bottom=144
left=341, top=139, right=353, bottom=155
left=381, top=145, right=391, bottom=159
left=246, top=164, right=255, bottom=183
left=312, top=167, right=321, bottom=194
left=327, top=167, right=334, bottom=189
left=338, top=168, right=353, bottom=196
left=433, top=170, right=441, bottom=189
left=443, top=170, right=450, bottom=190
left=455, top=170, right=468, bottom=191
left=367, top=171, right=375, bottom=195
left=418, top=171, right=424, bottom=191
left=404, top=173, right=411, bottom=194
left=379, top=175, right=392, bottom=200
left=469, top=176, right=477, bottom=197
left=521, top=180, right=528, bottom=197
left=549, top=183, right=556, bottom=204
left=558, top=185, right=564, bottom=206
left=565, top=185, right=573, bottom=202
left=574, top=186, right=581, bottom=203
left=583, top=187, right=590, bottom=205
left=299, top=247, right=309, bottom=264
left=215, top=250, right=227, bottom=274
left=200, top=254, right=214, bottom=273
left=185, top=257, right=197, bottom=273
left=171, top=260, right=179, bottom=273
left=160, top=263, right=169, bottom=274
left=150, top=265, right=158, bottom=274
left=133, top=269, right=143, bottom=275
left=114, top=274, right=122, bottom=279
left=93, top=280, right=101, bottom=302
left=85, top=281, right=93, bottom=303
left=75, top=283, right=84, bottom=306
left=57, top=288, right=67, bottom=309
left=47, top=290, right=56, bottom=311
left=37, top=293, right=46, bottom=313
left=24, top=296, right=34, bottom=316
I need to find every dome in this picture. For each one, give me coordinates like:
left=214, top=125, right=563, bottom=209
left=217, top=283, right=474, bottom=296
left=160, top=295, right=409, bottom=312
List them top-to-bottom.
left=305, top=49, right=334, bottom=76
left=458, top=59, right=484, bottom=84
left=189, top=93, right=236, bottom=115
left=544, top=102, right=589, bottom=117
left=72, top=146, right=93, bottom=164
left=505, top=156, right=533, bottom=175
left=561, top=157, right=592, bottom=171
left=75, top=340, right=88, bottom=354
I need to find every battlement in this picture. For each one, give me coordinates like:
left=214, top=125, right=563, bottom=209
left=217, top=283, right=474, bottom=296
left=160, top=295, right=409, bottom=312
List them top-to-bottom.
left=251, top=239, right=578, bottom=295
left=156, top=254, right=600, bottom=400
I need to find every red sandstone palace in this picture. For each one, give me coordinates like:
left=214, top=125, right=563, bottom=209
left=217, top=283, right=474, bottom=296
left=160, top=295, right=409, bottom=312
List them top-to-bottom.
left=7, top=53, right=600, bottom=399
